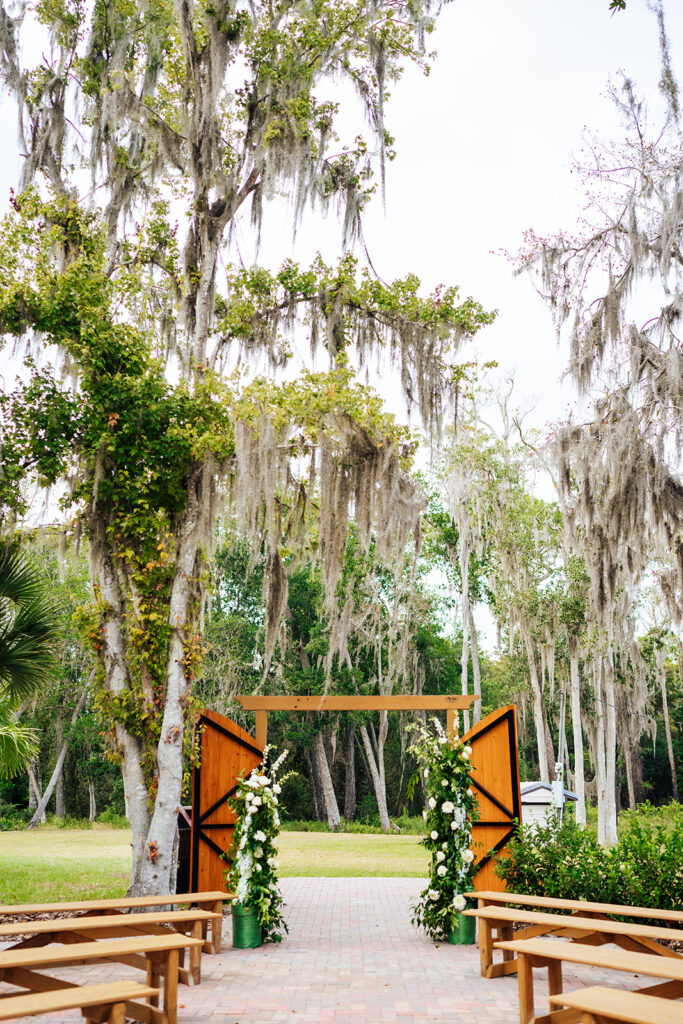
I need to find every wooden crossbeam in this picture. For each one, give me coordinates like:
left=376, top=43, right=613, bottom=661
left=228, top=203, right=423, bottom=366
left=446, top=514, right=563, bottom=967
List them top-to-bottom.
left=235, top=695, right=475, bottom=711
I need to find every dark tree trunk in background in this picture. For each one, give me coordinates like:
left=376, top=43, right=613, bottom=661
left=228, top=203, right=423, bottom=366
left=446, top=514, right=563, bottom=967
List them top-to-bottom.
left=344, top=721, right=356, bottom=821
left=305, top=748, right=324, bottom=821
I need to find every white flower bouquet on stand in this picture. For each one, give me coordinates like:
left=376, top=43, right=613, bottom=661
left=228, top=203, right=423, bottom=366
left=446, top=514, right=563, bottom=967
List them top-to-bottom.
left=407, top=717, right=479, bottom=942
left=226, top=745, right=292, bottom=944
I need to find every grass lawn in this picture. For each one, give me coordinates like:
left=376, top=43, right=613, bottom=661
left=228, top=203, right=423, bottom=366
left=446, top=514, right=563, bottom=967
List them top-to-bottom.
left=0, top=826, right=131, bottom=904
left=0, top=827, right=428, bottom=904
left=278, top=831, right=428, bottom=877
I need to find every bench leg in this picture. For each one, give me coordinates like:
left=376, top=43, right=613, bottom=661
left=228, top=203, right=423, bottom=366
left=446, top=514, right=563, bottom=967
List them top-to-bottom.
left=210, top=901, right=223, bottom=954
left=479, top=919, right=493, bottom=977
left=190, top=921, right=202, bottom=984
left=501, top=925, right=515, bottom=961
left=164, top=947, right=179, bottom=1024
left=517, top=952, right=535, bottom=1024
left=147, top=955, right=161, bottom=1008
left=547, top=960, right=562, bottom=999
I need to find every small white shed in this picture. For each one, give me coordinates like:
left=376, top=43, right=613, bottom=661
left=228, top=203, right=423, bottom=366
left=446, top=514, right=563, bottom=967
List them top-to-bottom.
left=520, top=781, right=577, bottom=827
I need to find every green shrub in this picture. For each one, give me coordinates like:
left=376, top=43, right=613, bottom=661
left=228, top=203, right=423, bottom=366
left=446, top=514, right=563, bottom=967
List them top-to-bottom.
left=0, top=803, right=29, bottom=831
left=495, top=804, right=683, bottom=919
left=96, top=807, right=130, bottom=829
left=53, top=814, right=93, bottom=830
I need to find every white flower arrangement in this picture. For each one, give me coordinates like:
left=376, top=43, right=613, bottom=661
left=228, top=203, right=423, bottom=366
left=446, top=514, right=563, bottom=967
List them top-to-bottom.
left=406, top=717, right=479, bottom=942
left=226, top=745, right=293, bottom=943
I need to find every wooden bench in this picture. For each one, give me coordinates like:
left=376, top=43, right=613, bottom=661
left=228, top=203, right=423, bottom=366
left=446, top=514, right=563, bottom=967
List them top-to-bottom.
left=466, top=890, right=683, bottom=926
left=0, top=891, right=230, bottom=956
left=464, top=904, right=683, bottom=979
left=0, top=909, right=220, bottom=986
left=0, top=933, right=204, bottom=1024
left=494, top=937, right=683, bottom=1024
left=0, top=980, right=159, bottom=1024
left=549, top=985, right=683, bottom=1024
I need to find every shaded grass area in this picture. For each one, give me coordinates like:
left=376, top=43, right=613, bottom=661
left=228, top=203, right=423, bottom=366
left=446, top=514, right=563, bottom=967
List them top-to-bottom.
left=0, top=827, right=428, bottom=903
left=0, top=827, right=131, bottom=904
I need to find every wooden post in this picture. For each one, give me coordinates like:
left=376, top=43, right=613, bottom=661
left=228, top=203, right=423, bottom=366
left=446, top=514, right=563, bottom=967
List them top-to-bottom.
left=447, top=709, right=456, bottom=736
left=254, top=711, right=267, bottom=750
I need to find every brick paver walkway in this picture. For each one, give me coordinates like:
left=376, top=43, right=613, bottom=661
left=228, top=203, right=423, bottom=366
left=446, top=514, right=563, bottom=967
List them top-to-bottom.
left=4, top=878, right=642, bottom=1023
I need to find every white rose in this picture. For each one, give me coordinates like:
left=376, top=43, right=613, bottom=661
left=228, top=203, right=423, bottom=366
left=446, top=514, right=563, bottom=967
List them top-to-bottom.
left=465, top=745, right=472, bottom=756
left=461, top=750, right=470, bottom=760
left=258, top=775, right=270, bottom=787
left=441, top=779, right=448, bottom=787
left=273, top=784, right=282, bottom=794
left=467, top=788, right=474, bottom=797
left=245, top=792, right=253, bottom=803
left=252, top=796, right=262, bottom=806
left=272, top=796, right=278, bottom=805
left=428, top=797, right=437, bottom=810
left=441, top=801, right=455, bottom=814
left=274, top=811, right=280, bottom=826
left=450, top=821, right=458, bottom=831
left=254, top=830, right=266, bottom=842
left=430, top=830, right=438, bottom=840
left=441, top=842, right=448, bottom=851
left=254, top=846, right=263, bottom=858
left=461, top=848, right=474, bottom=863
left=436, top=851, right=445, bottom=863
left=255, top=862, right=262, bottom=871
left=437, top=865, right=447, bottom=877
left=428, top=889, right=440, bottom=901
left=453, top=894, right=467, bottom=912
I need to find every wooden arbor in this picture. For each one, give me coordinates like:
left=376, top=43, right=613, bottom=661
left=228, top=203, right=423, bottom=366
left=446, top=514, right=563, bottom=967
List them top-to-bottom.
left=233, top=694, right=476, bottom=748
left=188, top=695, right=521, bottom=894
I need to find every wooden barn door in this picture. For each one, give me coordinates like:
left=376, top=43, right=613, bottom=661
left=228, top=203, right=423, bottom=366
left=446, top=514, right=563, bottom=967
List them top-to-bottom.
left=462, top=704, right=521, bottom=893
left=189, top=709, right=263, bottom=893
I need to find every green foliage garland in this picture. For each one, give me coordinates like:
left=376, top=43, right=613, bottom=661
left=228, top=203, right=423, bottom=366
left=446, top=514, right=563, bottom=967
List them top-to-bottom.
left=407, top=718, right=479, bottom=941
left=227, top=746, right=292, bottom=942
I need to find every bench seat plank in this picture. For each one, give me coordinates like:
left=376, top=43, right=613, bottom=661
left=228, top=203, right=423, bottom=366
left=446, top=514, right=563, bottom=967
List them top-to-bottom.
left=466, top=891, right=683, bottom=925
left=0, top=892, right=230, bottom=956
left=0, top=893, right=229, bottom=916
left=468, top=905, right=683, bottom=977
left=467, top=906, right=683, bottom=945
left=0, top=909, right=220, bottom=938
left=0, top=910, right=220, bottom=987
left=0, top=934, right=204, bottom=971
left=0, top=935, right=204, bottom=1024
left=494, top=939, right=683, bottom=1024
left=0, top=981, right=158, bottom=1023
left=549, top=985, right=683, bottom=1024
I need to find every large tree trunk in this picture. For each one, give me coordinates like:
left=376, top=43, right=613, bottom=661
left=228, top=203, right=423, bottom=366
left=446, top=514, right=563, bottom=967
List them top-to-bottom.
left=459, top=537, right=471, bottom=734
left=469, top=607, right=482, bottom=724
left=522, top=627, right=549, bottom=782
left=568, top=637, right=586, bottom=827
left=657, top=646, right=679, bottom=802
left=603, top=650, right=618, bottom=846
left=27, top=688, right=88, bottom=829
left=54, top=717, right=65, bottom=818
left=359, top=719, right=391, bottom=833
left=343, top=721, right=356, bottom=822
left=313, top=731, right=340, bottom=831
left=26, top=764, right=44, bottom=822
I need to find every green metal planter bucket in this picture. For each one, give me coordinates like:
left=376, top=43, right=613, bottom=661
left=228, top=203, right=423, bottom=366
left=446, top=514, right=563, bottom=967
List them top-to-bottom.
left=232, top=904, right=261, bottom=949
left=447, top=911, right=476, bottom=945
